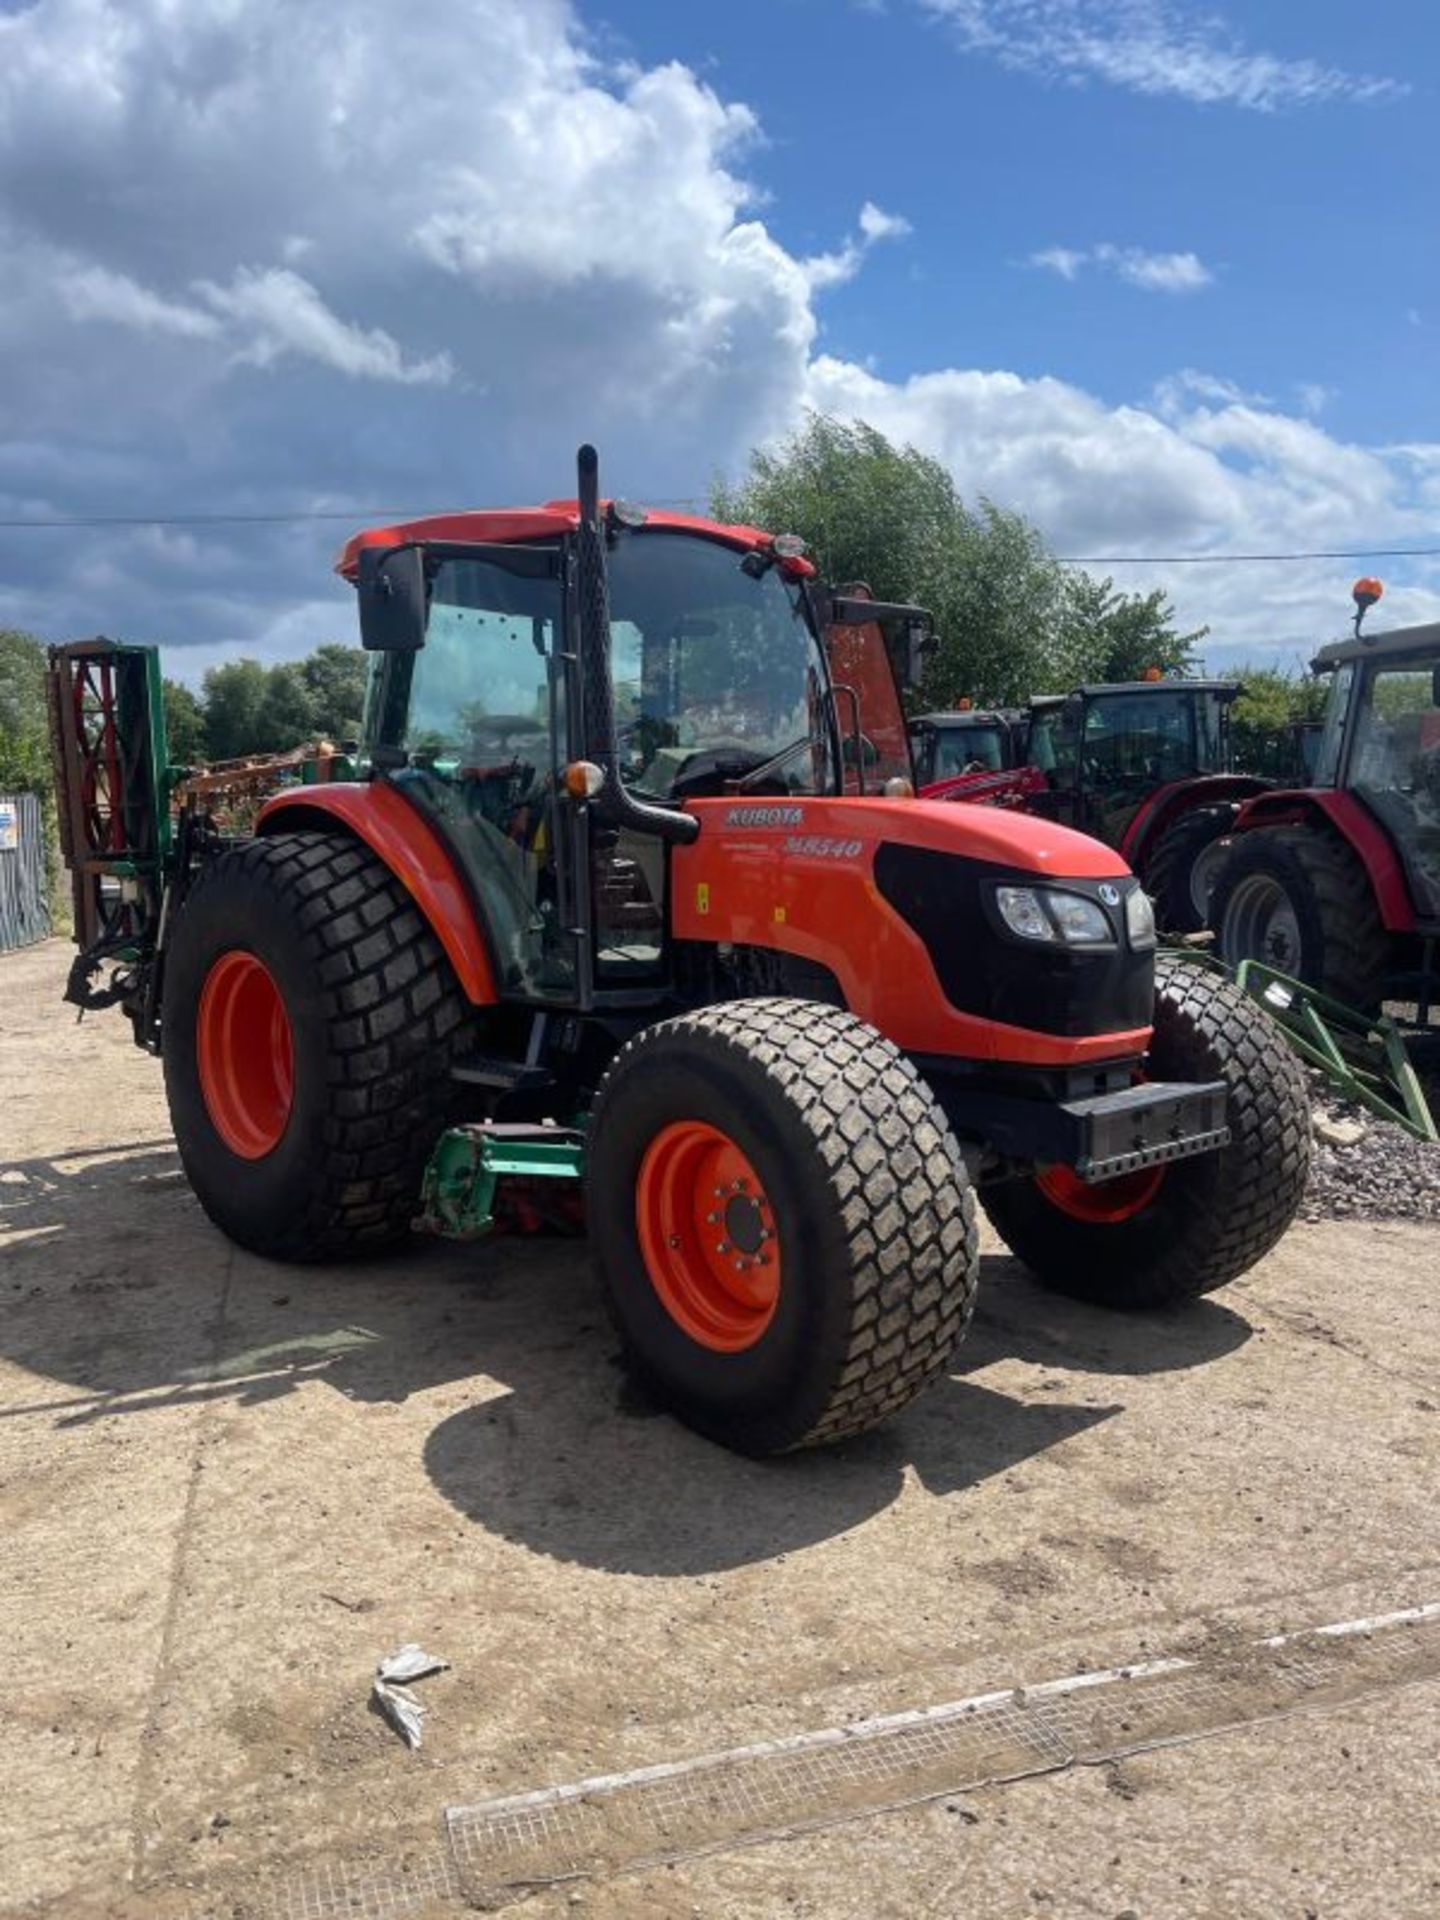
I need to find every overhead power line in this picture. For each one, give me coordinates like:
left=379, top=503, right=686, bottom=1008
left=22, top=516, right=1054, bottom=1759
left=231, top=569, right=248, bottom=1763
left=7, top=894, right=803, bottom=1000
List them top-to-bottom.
left=0, top=507, right=1436, bottom=568
left=1057, top=546, right=1440, bottom=566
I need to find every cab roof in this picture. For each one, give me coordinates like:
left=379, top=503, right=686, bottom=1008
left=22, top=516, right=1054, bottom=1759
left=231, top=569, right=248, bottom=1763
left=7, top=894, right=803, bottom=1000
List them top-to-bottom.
left=335, top=502, right=814, bottom=580
left=1312, top=621, right=1440, bottom=670
left=1029, top=680, right=1239, bottom=706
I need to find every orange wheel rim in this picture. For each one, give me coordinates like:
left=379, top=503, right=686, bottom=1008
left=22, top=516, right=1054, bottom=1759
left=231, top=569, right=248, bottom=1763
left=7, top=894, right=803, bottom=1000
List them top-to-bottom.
left=196, top=949, right=295, bottom=1160
left=635, top=1121, right=781, bottom=1353
left=1035, top=1161, right=1165, bottom=1224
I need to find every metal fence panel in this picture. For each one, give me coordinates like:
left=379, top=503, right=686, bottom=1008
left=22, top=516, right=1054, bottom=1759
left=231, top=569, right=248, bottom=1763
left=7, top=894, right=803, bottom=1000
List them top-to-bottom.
left=0, top=793, right=51, bottom=952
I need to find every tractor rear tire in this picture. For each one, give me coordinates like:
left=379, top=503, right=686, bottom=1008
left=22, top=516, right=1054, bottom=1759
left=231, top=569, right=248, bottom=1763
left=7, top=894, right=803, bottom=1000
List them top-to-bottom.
left=1142, top=803, right=1236, bottom=933
left=1211, top=825, right=1391, bottom=1011
left=162, top=832, right=467, bottom=1260
left=980, top=955, right=1309, bottom=1308
left=585, top=998, right=978, bottom=1454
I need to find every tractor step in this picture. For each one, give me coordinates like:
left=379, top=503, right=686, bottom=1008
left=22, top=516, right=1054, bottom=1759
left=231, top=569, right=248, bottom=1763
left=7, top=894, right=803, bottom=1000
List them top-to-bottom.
left=450, top=1057, right=554, bottom=1093
left=415, top=1122, right=584, bottom=1241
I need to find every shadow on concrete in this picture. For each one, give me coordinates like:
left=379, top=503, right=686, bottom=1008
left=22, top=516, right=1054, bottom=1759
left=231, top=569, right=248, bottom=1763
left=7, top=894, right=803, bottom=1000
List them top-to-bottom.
left=2, top=1137, right=1254, bottom=1573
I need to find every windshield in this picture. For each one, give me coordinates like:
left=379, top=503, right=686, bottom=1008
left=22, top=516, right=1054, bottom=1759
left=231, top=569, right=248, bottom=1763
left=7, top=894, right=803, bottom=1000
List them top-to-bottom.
left=606, top=533, right=833, bottom=797
left=1351, top=661, right=1440, bottom=916
left=1081, top=691, right=1202, bottom=783
left=933, top=723, right=1005, bottom=778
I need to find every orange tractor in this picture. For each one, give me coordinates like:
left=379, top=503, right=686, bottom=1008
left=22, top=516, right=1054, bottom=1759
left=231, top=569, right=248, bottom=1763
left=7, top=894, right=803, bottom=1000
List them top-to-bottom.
left=50, top=448, right=1309, bottom=1455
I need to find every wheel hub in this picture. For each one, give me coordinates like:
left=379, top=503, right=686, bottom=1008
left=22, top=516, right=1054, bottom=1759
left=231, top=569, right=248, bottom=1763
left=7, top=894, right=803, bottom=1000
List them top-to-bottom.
left=196, top=949, right=295, bottom=1160
left=635, top=1122, right=781, bottom=1352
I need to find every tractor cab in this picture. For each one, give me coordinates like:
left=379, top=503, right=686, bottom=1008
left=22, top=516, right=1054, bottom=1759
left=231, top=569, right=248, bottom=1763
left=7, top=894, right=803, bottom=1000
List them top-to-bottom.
left=343, top=486, right=925, bottom=1002
left=1308, top=624, right=1440, bottom=920
left=1023, top=679, right=1239, bottom=846
left=909, top=706, right=1024, bottom=786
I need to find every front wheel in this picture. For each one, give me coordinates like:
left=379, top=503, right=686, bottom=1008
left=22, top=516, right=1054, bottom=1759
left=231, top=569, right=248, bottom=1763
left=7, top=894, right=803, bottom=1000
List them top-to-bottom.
left=981, top=955, right=1310, bottom=1308
left=585, top=998, right=979, bottom=1454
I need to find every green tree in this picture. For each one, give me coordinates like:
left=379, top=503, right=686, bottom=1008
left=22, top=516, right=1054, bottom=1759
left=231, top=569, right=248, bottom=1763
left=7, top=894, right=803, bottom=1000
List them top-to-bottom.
left=717, top=413, right=1131, bottom=707
left=1054, top=575, right=1206, bottom=687
left=0, top=629, right=49, bottom=791
left=300, top=643, right=369, bottom=742
left=202, top=658, right=270, bottom=759
left=253, top=663, right=317, bottom=752
left=1231, top=664, right=1326, bottom=733
left=162, top=678, right=207, bottom=764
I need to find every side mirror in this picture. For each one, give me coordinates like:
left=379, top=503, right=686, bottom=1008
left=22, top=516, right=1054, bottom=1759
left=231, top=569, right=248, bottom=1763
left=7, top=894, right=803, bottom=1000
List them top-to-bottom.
left=358, top=544, right=427, bottom=652
left=903, top=616, right=937, bottom=691
left=1432, top=666, right=1440, bottom=708
left=842, top=733, right=880, bottom=769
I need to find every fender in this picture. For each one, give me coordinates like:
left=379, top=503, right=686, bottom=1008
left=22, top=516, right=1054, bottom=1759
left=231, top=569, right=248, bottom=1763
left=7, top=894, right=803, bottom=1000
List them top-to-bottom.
left=1120, top=774, right=1271, bottom=869
left=256, top=782, right=499, bottom=1003
left=1230, top=789, right=1416, bottom=932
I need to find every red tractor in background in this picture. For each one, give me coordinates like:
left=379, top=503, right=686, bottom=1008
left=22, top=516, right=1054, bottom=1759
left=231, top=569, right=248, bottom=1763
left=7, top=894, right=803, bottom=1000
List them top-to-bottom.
left=48, top=448, right=1310, bottom=1457
left=1213, top=582, right=1440, bottom=1016
left=923, top=677, right=1267, bottom=933
left=908, top=704, right=1026, bottom=784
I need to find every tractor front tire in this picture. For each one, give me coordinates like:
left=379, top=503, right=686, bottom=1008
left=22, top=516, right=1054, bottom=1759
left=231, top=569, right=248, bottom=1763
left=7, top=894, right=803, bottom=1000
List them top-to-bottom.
left=1142, top=803, right=1236, bottom=933
left=1211, top=825, right=1390, bottom=1011
left=162, top=832, right=466, bottom=1260
left=981, top=955, right=1310, bottom=1309
left=585, top=998, right=978, bottom=1454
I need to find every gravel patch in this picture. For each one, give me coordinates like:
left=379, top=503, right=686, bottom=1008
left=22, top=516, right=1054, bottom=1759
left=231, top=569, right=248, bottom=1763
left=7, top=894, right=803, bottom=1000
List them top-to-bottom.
left=1300, top=1060, right=1440, bottom=1224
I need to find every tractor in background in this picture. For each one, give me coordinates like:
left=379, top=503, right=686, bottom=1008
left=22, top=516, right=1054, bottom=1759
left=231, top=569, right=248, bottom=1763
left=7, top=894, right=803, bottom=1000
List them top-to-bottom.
left=48, top=448, right=1310, bottom=1458
left=1213, top=582, right=1440, bottom=1016
left=1018, top=676, right=1267, bottom=933
left=909, top=704, right=1025, bottom=786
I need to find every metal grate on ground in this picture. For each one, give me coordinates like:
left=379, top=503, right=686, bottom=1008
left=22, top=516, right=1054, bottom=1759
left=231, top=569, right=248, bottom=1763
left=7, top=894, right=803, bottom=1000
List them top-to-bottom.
left=183, top=1602, right=1440, bottom=1918
left=445, top=1603, right=1440, bottom=1906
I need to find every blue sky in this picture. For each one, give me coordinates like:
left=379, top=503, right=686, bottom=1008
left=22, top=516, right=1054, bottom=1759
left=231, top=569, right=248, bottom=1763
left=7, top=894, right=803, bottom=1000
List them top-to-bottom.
left=0, top=0, right=1435, bottom=681
left=606, top=0, right=1435, bottom=447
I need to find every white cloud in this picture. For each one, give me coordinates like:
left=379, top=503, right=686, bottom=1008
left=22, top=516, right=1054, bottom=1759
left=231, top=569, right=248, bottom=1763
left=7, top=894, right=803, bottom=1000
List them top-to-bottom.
left=0, top=0, right=1432, bottom=680
left=918, top=1, right=1404, bottom=111
left=802, top=200, right=912, bottom=291
left=858, top=201, right=912, bottom=244
left=1030, top=242, right=1213, bottom=293
left=1097, top=243, right=1211, bottom=293
left=1030, top=246, right=1086, bottom=282
left=64, top=265, right=220, bottom=339
left=195, top=269, right=454, bottom=385
left=800, top=353, right=1440, bottom=659
left=1154, top=369, right=1270, bottom=413
left=1296, top=382, right=1334, bottom=418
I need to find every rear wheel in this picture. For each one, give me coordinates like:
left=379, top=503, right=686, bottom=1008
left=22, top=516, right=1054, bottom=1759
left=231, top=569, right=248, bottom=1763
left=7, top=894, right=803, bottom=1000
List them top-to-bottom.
left=1141, top=803, right=1235, bottom=933
left=1212, top=825, right=1390, bottom=1010
left=162, top=832, right=467, bottom=1260
left=981, top=955, right=1310, bottom=1307
left=586, top=998, right=978, bottom=1454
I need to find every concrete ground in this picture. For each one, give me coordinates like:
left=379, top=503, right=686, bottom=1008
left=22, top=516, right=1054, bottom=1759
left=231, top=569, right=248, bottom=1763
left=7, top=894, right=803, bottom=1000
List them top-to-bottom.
left=1, top=936, right=1436, bottom=1919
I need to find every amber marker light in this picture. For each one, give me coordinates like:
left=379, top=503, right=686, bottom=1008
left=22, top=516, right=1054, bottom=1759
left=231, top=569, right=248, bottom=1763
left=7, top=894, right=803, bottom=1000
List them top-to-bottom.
left=564, top=760, right=605, bottom=798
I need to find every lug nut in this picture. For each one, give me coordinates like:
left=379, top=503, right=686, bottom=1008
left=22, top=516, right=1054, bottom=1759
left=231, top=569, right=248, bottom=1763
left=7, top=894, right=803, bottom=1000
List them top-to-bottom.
left=706, top=1212, right=719, bottom=1223
left=668, top=1235, right=681, bottom=1249
left=716, top=1242, right=730, bottom=1254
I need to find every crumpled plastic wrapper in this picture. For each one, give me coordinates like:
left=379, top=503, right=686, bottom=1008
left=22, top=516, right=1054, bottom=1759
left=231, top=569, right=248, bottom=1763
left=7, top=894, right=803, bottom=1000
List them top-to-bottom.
left=371, top=1643, right=450, bottom=1749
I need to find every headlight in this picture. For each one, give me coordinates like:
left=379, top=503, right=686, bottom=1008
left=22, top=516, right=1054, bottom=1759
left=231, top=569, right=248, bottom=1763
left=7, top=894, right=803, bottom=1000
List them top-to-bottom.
left=993, top=885, right=1114, bottom=945
left=995, top=886, right=1056, bottom=942
left=1126, top=887, right=1157, bottom=950
left=1045, top=891, right=1111, bottom=945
